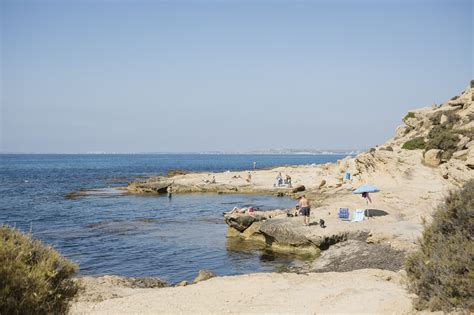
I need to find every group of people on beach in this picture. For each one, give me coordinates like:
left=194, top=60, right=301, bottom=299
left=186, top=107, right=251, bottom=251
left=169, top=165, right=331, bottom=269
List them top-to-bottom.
left=275, top=172, right=292, bottom=187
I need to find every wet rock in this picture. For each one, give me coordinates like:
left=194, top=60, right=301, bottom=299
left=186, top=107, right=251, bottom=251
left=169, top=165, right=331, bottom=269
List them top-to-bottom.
left=424, top=149, right=443, bottom=167
left=128, top=177, right=172, bottom=194
left=292, top=185, right=305, bottom=193
left=193, top=270, right=216, bottom=283
left=176, top=280, right=189, bottom=287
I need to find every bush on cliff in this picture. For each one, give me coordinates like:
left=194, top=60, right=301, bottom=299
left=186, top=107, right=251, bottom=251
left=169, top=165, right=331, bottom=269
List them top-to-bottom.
left=403, top=111, right=415, bottom=121
left=425, top=126, right=459, bottom=160
left=402, top=137, right=425, bottom=150
left=405, top=180, right=474, bottom=312
left=0, top=225, right=78, bottom=315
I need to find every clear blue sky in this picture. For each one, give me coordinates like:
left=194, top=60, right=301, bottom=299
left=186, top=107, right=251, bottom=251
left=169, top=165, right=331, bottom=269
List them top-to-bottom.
left=1, top=0, right=472, bottom=153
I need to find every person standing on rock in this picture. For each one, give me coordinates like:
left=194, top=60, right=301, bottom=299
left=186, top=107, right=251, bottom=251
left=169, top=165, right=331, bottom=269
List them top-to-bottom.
left=299, top=195, right=310, bottom=226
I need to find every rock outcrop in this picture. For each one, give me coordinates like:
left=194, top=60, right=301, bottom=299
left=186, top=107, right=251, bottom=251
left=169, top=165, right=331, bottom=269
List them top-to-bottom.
left=424, top=149, right=442, bottom=167
left=193, top=270, right=216, bottom=283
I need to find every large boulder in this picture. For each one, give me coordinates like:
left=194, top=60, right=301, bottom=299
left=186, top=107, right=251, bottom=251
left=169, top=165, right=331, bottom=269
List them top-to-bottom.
left=424, top=149, right=443, bottom=167
left=224, top=214, right=264, bottom=232
left=259, top=218, right=313, bottom=247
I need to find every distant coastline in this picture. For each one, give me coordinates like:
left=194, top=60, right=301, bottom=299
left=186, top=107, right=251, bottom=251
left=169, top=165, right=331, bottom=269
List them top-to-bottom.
left=0, top=149, right=362, bottom=155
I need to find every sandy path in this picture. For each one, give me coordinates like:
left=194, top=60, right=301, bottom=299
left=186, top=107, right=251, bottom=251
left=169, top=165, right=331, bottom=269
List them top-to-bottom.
left=70, top=269, right=415, bottom=314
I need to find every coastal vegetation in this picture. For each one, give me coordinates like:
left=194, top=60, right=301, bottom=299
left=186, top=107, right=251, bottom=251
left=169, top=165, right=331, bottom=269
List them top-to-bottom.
left=403, top=111, right=416, bottom=121
left=425, top=125, right=460, bottom=159
left=402, top=137, right=425, bottom=150
left=405, top=180, right=474, bottom=312
left=0, top=225, right=78, bottom=315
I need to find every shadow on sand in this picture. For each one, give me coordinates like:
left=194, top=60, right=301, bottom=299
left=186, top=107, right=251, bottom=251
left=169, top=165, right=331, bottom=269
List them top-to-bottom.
left=366, top=209, right=388, bottom=217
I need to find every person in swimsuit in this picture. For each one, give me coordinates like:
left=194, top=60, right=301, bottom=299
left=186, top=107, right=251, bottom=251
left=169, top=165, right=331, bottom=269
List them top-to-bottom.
left=299, top=195, right=310, bottom=226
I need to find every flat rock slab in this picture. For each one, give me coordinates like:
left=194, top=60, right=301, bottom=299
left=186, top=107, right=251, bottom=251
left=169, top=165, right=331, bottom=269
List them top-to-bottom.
left=70, top=269, right=414, bottom=314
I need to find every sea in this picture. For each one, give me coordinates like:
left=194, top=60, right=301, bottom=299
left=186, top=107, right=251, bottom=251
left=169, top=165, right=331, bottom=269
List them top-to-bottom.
left=0, top=154, right=345, bottom=283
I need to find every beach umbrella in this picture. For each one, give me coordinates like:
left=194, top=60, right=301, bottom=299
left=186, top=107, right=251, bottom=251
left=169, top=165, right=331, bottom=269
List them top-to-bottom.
left=353, top=184, right=380, bottom=218
left=353, top=184, right=380, bottom=194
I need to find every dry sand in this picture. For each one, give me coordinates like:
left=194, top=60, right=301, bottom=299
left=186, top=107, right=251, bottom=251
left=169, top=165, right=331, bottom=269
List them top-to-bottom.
left=70, top=269, right=415, bottom=314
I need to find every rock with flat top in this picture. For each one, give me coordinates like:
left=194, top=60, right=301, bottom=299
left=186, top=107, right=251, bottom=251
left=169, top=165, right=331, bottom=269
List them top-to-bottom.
left=224, top=214, right=265, bottom=232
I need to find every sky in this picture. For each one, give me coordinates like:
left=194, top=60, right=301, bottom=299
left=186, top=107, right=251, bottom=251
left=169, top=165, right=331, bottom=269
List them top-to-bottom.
left=1, top=0, right=472, bottom=153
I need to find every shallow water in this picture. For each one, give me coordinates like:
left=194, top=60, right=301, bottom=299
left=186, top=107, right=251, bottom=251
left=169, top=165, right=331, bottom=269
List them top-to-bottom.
left=0, top=154, right=344, bottom=283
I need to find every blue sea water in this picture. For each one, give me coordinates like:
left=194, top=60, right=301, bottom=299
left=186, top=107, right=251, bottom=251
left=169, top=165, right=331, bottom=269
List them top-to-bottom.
left=0, top=154, right=345, bottom=283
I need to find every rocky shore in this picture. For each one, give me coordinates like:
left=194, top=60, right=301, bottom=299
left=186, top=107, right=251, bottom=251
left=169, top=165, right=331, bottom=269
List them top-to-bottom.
left=70, top=83, right=473, bottom=314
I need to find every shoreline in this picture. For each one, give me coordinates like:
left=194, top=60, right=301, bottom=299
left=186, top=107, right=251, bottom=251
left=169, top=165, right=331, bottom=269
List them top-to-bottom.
left=69, top=84, right=473, bottom=314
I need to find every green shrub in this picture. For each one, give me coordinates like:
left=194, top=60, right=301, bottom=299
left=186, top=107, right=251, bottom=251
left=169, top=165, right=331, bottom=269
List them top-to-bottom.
left=430, top=111, right=460, bottom=127
left=443, top=111, right=460, bottom=126
left=403, top=112, right=416, bottom=121
left=429, top=112, right=442, bottom=125
left=425, top=127, right=459, bottom=160
left=402, top=137, right=426, bottom=150
left=369, top=147, right=376, bottom=153
left=405, top=180, right=474, bottom=312
left=0, top=225, right=78, bottom=315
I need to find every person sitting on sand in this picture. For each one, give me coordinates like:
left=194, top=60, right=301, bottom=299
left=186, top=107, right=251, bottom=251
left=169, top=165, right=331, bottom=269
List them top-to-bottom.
left=276, top=172, right=283, bottom=187
left=285, top=175, right=292, bottom=187
left=299, top=195, right=311, bottom=226
left=287, top=204, right=300, bottom=217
